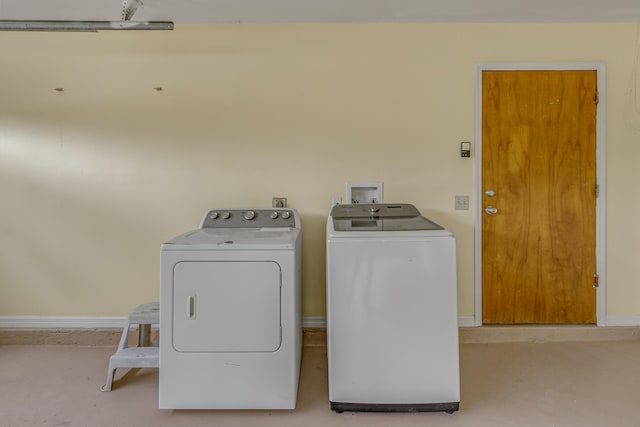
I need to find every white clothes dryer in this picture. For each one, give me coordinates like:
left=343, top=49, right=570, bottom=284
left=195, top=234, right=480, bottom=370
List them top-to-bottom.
left=326, top=203, right=459, bottom=413
left=159, top=208, right=302, bottom=410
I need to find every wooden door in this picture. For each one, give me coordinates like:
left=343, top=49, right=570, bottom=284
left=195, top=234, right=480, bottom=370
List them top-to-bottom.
left=482, top=70, right=597, bottom=324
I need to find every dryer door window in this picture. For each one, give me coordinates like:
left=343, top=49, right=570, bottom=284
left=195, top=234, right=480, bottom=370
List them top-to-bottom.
left=172, top=261, right=282, bottom=353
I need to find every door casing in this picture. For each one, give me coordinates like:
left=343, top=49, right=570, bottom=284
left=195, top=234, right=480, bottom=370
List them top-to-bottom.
left=473, top=62, right=607, bottom=327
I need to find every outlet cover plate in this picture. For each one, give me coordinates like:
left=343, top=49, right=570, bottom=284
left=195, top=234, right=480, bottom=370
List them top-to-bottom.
left=455, top=195, right=469, bottom=211
left=272, top=197, right=287, bottom=208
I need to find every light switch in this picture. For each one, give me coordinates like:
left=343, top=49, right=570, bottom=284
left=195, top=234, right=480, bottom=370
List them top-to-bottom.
left=461, top=141, right=471, bottom=158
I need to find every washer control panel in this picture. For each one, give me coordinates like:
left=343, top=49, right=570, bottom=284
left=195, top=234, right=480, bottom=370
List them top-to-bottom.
left=200, top=209, right=296, bottom=228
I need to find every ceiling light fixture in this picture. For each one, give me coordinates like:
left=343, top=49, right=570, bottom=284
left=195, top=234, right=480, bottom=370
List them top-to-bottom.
left=0, top=0, right=172, bottom=32
left=0, top=20, right=173, bottom=32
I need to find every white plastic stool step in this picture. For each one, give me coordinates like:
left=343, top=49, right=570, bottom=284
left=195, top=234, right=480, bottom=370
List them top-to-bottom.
left=101, top=302, right=159, bottom=392
left=129, top=302, right=160, bottom=324
left=129, top=302, right=159, bottom=347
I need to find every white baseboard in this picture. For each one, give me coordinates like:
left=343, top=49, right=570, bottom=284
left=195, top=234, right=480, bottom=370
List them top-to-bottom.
left=0, top=315, right=477, bottom=329
left=4, top=315, right=635, bottom=329
left=604, top=315, right=640, bottom=326
left=0, top=316, right=127, bottom=329
left=302, top=316, right=326, bottom=328
left=455, top=316, right=640, bottom=327
left=457, top=316, right=476, bottom=327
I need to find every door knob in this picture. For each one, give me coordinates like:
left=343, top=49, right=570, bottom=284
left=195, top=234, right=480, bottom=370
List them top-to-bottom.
left=485, top=189, right=495, bottom=197
left=485, top=206, right=498, bottom=215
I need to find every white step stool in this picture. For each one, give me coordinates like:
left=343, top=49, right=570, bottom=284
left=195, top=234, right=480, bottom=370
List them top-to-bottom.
left=101, top=302, right=159, bottom=391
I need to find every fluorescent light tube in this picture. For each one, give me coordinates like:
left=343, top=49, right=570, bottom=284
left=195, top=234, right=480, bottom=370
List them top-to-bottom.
left=0, top=20, right=174, bottom=32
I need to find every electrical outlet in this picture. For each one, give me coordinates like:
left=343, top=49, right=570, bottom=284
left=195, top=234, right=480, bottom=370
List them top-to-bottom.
left=454, top=195, right=469, bottom=211
left=272, top=197, right=287, bottom=208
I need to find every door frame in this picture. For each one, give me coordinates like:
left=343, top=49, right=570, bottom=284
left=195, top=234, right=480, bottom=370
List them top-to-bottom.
left=473, top=62, right=607, bottom=326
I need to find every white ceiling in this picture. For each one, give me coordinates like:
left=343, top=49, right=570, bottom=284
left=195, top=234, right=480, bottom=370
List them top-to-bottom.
left=1, top=0, right=640, bottom=23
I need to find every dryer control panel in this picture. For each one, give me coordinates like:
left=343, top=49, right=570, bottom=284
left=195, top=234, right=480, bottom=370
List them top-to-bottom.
left=200, top=209, right=296, bottom=229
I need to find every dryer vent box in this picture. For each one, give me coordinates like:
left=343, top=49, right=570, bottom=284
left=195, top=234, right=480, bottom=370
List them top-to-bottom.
left=346, top=182, right=384, bottom=204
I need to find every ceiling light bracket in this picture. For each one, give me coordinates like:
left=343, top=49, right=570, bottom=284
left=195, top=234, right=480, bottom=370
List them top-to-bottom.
left=122, top=0, right=141, bottom=21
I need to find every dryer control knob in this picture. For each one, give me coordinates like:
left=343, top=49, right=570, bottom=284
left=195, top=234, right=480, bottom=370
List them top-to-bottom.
left=244, top=210, right=256, bottom=220
left=221, top=211, right=231, bottom=219
left=270, top=211, right=279, bottom=219
left=282, top=211, right=291, bottom=219
left=209, top=212, right=219, bottom=220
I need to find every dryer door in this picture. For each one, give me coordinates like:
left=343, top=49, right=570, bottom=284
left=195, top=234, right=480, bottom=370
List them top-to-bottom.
left=172, top=261, right=282, bottom=353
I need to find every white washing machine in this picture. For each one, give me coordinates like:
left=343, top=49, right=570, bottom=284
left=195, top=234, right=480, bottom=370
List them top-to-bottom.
left=326, top=203, right=459, bottom=413
left=159, top=208, right=302, bottom=410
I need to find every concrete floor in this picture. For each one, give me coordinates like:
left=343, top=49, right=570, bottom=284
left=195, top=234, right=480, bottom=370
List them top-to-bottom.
left=1, top=339, right=640, bottom=426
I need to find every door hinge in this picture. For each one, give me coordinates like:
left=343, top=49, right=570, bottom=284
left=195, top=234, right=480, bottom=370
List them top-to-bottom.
left=594, top=91, right=599, bottom=105
left=595, top=184, right=599, bottom=198
left=593, top=274, right=600, bottom=288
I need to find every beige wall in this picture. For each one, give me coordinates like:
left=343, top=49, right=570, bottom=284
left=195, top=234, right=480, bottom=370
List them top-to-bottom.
left=1, top=23, right=639, bottom=319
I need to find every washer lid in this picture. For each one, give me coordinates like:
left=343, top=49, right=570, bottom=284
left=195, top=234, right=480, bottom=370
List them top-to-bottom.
left=330, top=203, right=444, bottom=232
left=331, top=203, right=420, bottom=219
